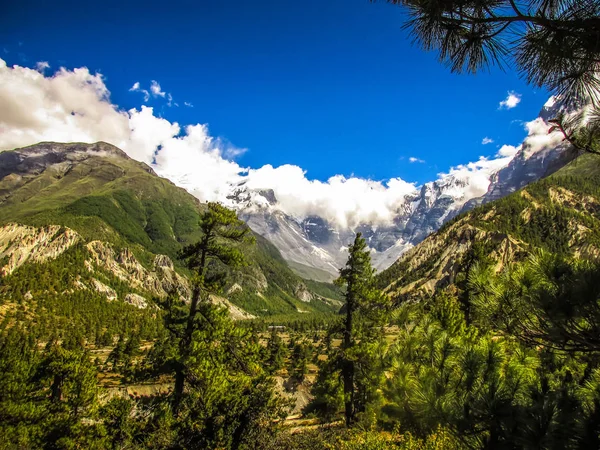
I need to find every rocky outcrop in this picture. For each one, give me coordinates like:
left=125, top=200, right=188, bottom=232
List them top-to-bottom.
left=384, top=217, right=528, bottom=299
left=0, top=222, right=256, bottom=318
left=0, top=224, right=80, bottom=275
left=86, top=241, right=190, bottom=300
left=91, top=278, right=118, bottom=302
left=293, top=283, right=314, bottom=303
left=125, top=293, right=148, bottom=309
left=210, top=295, right=256, bottom=320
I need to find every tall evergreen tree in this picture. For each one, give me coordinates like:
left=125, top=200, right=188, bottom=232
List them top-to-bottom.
left=173, top=202, right=254, bottom=410
left=335, top=232, right=386, bottom=426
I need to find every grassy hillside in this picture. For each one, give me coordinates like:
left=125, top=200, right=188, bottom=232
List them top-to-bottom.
left=0, top=142, right=339, bottom=316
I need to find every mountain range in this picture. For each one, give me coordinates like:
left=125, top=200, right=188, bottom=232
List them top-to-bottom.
left=0, top=99, right=584, bottom=322
left=225, top=100, right=573, bottom=280
left=0, top=142, right=342, bottom=320
left=376, top=151, right=600, bottom=300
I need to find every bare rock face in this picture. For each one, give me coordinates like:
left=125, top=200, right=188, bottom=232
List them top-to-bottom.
left=384, top=216, right=529, bottom=300
left=0, top=222, right=255, bottom=319
left=0, top=224, right=80, bottom=275
left=86, top=241, right=190, bottom=299
left=154, top=254, right=174, bottom=270
left=91, top=278, right=118, bottom=302
left=293, top=283, right=314, bottom=303
left=125, top=293, right=148, bottom=309
left=210, top=295, right=255, bottom=320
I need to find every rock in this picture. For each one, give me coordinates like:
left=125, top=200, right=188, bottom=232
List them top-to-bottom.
left=0, top=224, right=80, bottom=275
left=87, top=240, right=190, bottom=299
left=154, top=254, right=174, bottom=270
left=91, top=278, right=118, bottom=301
left=227, top=283, right=243, bottom=295
left=293, top=283, right=313, bottom=303
left=125, top=293, right=148, bottom=309
left=210, top=294, right=255, bottom=320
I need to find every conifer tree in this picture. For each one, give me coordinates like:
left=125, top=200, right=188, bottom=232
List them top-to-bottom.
left=381, top=0, right=600, bottom=105
left=173, top=202, right=254, bottom=410
left=334, top=232, right=387, bottom=426
left=266, top=328, right=287, bottom=374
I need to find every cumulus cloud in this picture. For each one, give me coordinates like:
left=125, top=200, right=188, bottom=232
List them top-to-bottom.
left=0, top=58, right=562, bottom=229
left=35, top=61, right=50, bottom=72
left=150, top=80, right=166, bottom=98
left=499, top=91, right=521, bottom=109
left=521, top=117, right=564, bottom=156
left=482, top=137, right=494, bottom=145
left=497, top=144, right=520, bottom=157
left=436, top=155, right=515, bottom=201
left=409, top=157, right=425, bottom=163
left=244, top=166, right=417, bottom=227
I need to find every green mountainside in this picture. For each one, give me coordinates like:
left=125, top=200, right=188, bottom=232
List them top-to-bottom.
left=0, top=142, right=341, bottom=326
left=377, top=153, right=600, bottom=299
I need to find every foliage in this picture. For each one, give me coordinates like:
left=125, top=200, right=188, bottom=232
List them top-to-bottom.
left=381, top=0, right=600, bottom=106
left=310, top=233, right=389, bottom=426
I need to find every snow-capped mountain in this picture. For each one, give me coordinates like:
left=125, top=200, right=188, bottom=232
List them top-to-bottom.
left=226, top=100, right=575, bottom=280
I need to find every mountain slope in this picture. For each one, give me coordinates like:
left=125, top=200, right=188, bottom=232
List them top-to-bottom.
left=228, top=102, right=574, bottom=278
left=0, top=142, right=341, bottom=317
left=377, top=153, right=600, bottom=300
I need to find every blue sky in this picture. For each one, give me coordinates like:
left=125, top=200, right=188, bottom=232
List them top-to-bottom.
left=2, top=0, right=550, bottom=185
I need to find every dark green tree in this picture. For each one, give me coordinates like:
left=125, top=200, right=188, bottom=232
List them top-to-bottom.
left=381, top=0, right=600, bottom=105
left=173, top=201, right=254, bottom=410
left=334, top=233, right=388, bottom=426
left=471, top=253, right=600, bottom=353
left=266, top=328, right=288, bottom=374
left=289, top=341, right=310, bottom=381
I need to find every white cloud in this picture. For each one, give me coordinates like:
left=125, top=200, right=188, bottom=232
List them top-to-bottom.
left=0, top=58, right=565, bottom=229
left=35, top=61, right=50, bottom=72
left=130, top=80, right=174, bottom=106
left=150, top=80, right=166, bottom=98
left=129, top=81, right=149, bottom=102
left=499, top=91, right=521, bottom=109
left=184, top=101, right=193, bottom=107
left=521, top=117, right=564, bottom=155
left=481, top=137, right=494, bottom=145
left=497, top=144, right=520, bottom=157
left=435, top=154, right=515, bottom=201
left=408, top=157, right=425, bottom=163
left=243, top=166, right=418, bottom=227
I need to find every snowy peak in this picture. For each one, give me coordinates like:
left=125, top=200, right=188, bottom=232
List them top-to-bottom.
left=226, top=99, right=577, bottom=279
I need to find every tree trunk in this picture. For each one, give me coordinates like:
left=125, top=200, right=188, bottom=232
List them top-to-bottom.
left=173, top=246, right=205, bottom=412
left=343, top=288, right=354, bottom=426
left=173, top=365, right=185, bottom=412
left=50, top=374, right=63, bottom=403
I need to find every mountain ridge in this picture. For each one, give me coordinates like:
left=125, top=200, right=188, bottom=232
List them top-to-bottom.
left=228, top=100, right=574, bottom=279
left=0, top=142, right=342, bottom=318
left=376, top=152, right=600, bottom=300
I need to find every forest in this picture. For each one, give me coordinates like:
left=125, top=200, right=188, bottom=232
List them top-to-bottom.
left=2, top=169, right=600, bottom=449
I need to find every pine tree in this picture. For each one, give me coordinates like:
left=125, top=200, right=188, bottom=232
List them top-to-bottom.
left=381, top=0, right=600, bottom=106
left=173, top=202, right=254, bottom=410
left=334, top=232, right=387, bottom=426
left=266, top=328, right=287, bottom=374
left=289, top=341, right=310, bottom=381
